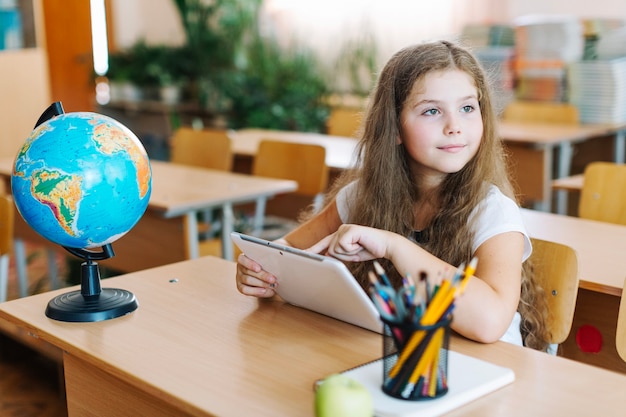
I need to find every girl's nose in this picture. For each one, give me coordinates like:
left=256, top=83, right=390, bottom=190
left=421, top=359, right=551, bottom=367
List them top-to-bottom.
left=445, top=116, right=461, bottom=135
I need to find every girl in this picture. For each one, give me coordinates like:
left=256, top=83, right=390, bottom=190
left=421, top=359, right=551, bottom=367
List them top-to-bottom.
left=236, top=40, right=549, bottom=351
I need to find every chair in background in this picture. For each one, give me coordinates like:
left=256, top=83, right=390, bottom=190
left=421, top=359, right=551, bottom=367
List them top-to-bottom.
left=502, top=100, right=580, bottom=124
left=326, top=107, right=362, bottom=138
left=170, top=126, right=234, bottom=243
left=170, top=126, right=233, bottom=171
left=250, top=140, right=329, bottom=240
left=578, top=161, right=626, bottom=225
left=1, top=194, right=14, bottom=302
left=529, top=237, right=579, bottom=351
left=617, top=277, right=626, bottom=362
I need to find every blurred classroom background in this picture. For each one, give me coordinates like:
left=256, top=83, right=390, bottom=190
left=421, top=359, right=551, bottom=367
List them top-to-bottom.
left=3, top=1, right=626, bottom=415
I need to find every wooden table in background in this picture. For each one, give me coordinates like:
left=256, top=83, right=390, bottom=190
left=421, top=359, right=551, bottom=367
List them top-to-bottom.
left=499, top=121, right=625, bottom=213
left=229, top=125, right=625, bottom=216
left=229, top=128, right=359, bottom=172
left=0, top=158, right=297, bottom=270
left=521, top=208, right=626, bottom=373
left=1, top=255, right=625, bottom=416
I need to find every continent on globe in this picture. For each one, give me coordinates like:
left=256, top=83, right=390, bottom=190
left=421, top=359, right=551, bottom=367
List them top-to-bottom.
left=30, top=168, right=82, bottom=236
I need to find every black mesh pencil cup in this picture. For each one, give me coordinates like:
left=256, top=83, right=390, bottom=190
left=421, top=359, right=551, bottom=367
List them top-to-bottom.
left=381, top=315, right=451, bottom=400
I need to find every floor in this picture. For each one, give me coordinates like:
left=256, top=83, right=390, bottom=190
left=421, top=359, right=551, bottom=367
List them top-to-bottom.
left=0, top=244, right=69, bottom=417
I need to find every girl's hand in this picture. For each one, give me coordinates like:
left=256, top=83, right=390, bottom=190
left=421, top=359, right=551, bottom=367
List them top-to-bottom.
left=307, top=224, right=391, bottom=262
left=235, top=253, right=277, bottom=298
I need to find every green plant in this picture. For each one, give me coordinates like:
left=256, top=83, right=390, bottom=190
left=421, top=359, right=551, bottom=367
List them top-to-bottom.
left=172, top=0, right=261, bottom=92
left=224, top=35, right=330, bottom=132
left=108, top=41, right=187, bottom=88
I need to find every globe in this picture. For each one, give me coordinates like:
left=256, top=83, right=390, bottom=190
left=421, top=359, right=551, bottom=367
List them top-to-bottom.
left=11, top=111, right=152, bottom=250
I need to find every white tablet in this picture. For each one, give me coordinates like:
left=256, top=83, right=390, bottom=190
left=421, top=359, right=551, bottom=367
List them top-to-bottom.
left=231, top=232, right=383, bottom=333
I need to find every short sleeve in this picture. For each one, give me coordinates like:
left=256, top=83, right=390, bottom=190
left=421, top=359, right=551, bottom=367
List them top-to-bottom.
left=335, top=180, right=358, bottom=223
left=471, top=186, right=532, bottom=262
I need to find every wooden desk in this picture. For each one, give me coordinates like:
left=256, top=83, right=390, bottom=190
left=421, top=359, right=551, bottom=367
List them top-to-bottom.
left=499, top=121, right=625, bottom=213
left=229, top=125, right=624, bottom=216
left=229, top=128, right=359, bottom=171
left=0, top=158, right=297, bottom=268
left=552, top=173, right=584, bottom=192
left=521, top=208, right=626, bottom=372
left=521, top=208, right=625, bottom=296
left=1, top=256, right=625, bottom=417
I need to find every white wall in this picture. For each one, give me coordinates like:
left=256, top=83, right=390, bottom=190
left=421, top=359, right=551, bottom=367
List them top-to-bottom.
left=107, top=0, right=626, bottom=70
left=111, top=0, right=184, bottom=48
left=506, top=0, right=626, bottom=20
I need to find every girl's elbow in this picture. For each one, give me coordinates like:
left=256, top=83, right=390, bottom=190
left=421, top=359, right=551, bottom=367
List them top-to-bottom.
left=454, top=315, right=509, bottom=344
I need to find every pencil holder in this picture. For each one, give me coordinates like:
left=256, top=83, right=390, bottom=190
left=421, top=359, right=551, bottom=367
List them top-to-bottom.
left=381, top=315, right=451, bottom=400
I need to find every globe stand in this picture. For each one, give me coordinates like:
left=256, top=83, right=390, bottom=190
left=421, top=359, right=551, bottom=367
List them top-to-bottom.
left=45, top=244, right=138, bottom=322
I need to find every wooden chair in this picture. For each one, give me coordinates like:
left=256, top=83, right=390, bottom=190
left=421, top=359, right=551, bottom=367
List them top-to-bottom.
left=326, top=107, right=362, bottom=138
left=170, top=126, right=233, bottom=171
left=170, top=126, right=234, bottom=242
left=251, top=140, right=329, bottom=239
left=578, top=161, right=626, bottom=225
left=0, top=194, right=14, bottom=302
left=529, top=237, right=579, bottom=347
left=617, top=277, right=626, bottom=362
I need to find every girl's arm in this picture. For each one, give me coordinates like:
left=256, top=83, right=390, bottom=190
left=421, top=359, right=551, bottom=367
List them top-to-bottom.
left=235, top=199, right=343, bottom=297
left=309, top=224, right=523, bottom=344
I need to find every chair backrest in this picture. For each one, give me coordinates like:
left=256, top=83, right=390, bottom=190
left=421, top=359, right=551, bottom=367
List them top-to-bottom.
left=502, top=100, right=580, bottom=125
left=326, top=107, right=362, bottom=138
left=170, top=126, right=233, bottom=171
left=252, top=140, right=329, bottom=198
left=579, top=162, right=626, bottom=225
left=0, top=194, right=13, bottom=256
left=529, top=237, right=579, bottom=345
left=617, top=277, right=626, bottom=362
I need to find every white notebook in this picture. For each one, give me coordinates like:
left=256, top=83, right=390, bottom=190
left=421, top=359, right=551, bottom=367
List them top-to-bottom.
left=327, top=350, right=514, bottom=417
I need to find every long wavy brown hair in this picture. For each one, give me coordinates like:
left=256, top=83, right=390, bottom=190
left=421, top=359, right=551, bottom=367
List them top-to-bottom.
left=311, top=41, right=549, bottom=351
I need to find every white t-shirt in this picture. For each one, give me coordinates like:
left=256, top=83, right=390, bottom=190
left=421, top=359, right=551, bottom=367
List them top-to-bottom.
left=335, top=181, right=531, bottom=346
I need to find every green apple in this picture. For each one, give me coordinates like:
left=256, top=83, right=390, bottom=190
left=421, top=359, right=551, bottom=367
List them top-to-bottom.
left=315, top=373, right=374, bottom=417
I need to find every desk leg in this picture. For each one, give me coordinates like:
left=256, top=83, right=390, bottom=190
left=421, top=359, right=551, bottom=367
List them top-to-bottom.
left=614, top=129, right=625, bottom=164
left=555, top=143, right=573, bottom=215
left=252, top=196, right=267, bottom=236
left=221, top=203, right=234, bottom=261
left=184, top=213, right=199, bottom=259
left=13, top=239, right=29, bottom=298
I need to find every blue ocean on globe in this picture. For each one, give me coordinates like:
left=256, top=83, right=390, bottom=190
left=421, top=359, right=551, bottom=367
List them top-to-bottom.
left=11, top=112, right=152, bottom=249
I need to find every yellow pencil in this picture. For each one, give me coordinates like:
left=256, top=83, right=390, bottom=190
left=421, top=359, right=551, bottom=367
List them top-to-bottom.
left=459, top=256, right=478, bottom=293
left=407, top=326, right=443, bottom=386
left=427, top=330, right=443, bottom=396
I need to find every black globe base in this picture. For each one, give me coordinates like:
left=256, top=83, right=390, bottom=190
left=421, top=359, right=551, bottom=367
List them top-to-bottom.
left=46, top=243, right=138, bottom=322
left=45, top=288, right=138, bottom=322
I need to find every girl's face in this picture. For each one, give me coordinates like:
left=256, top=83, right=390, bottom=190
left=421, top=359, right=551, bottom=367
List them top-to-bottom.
left=399, top=69, right=483, bottom=184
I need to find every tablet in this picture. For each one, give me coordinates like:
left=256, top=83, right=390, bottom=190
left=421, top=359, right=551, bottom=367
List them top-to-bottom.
left=231, top=232, right=383, bottom=333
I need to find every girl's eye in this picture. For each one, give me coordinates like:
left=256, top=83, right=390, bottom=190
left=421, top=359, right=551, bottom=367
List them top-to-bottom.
left=461, top=105, right=475, bottom=113
left=422, top=108, right=439, bottom=116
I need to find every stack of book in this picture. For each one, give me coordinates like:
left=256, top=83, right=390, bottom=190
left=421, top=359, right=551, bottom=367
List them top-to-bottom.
left=513, top=15, right=584, bottom=102
left=596, top=27, right=626, bottom=60
left=568, top=58, right=626, bottom=123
